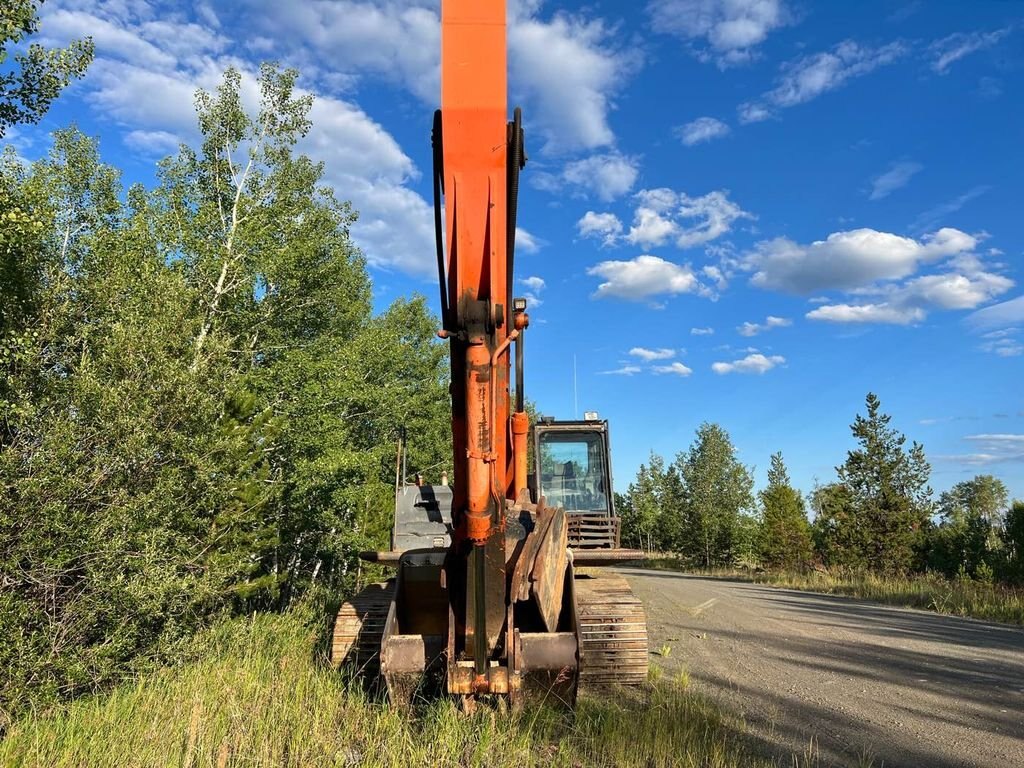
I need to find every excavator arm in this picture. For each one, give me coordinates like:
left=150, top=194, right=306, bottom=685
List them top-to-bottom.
left=331, top=0, right=647, bottom=708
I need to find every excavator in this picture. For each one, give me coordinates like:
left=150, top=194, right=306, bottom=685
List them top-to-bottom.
left=330, top=0, right=649, bottom=707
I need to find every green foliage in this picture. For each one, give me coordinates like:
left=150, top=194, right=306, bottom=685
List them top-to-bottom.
left=0, top=1, right=94, bottom=134
left=0, top=65, right=450, bottom=724
left=823, top=393, right=933, bottom=573
left=674, top=423, right=755, bottom=567
left=620, top=452, right=667, bottom=552
left=758, top=452, right=812, bottom=570
left=928, top=475, right=1009, bottom=579
left=1003, top=501, right=1024, bottom=584
left=0, top=611, right=776, bottom=768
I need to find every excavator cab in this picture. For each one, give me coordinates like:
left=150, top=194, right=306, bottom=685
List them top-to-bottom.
left=533, top=416, right=620, bottom=550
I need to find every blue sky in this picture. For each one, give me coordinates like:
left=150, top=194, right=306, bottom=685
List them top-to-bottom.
left=13, top=0, right=1024, bottom=502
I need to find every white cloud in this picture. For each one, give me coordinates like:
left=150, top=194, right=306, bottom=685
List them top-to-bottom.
left=648, top=0, right=789, bottom=66
left=233, top=1, right=441, bottom=101
left=510, top=11, right=641, bottom=153
left=930, top=29, right=1011, bottom=74
left=740, top=40, right=906, bottom=120
left=737, top=102, right=773, bottom=124
left=675, top=116, right=730, bottom=146
left=123, top=129, right=181, bottom=155
left=560, top=152, right=640, bottom=201
left=869, top=161, right=923, bottom=200
left=911, top=186, right=990, bottom=233
left=626, top=188, right=754, bottom=249
left=577, top=211, right=624, bottom=246
left=515, top=227, right=542, bottom=254
left=745, top=227, right=978, bottom=294
left=588, top=255, right=700, bottom=302
left=702, top=265, right=728, bottom=291
left=806, top=269, right=1013, bottom=326
left=517, top=275, right=546, bottom=307
left=519, top=276, right=545, bottom=292
left=966, top=295, right=1024, bottom=331
left=806, top=303, right=925, bottom=325
left=738, top=315, right=791, bottom=336
left=691, top=326, right=715, bottom=335
left=980, top=331, right=1023, bottom=358
left=629, top=347, right=676, bottom=361
left=711, top=353, right=785, bottom=375
left=652, top=362, right=693, bottom=376
left=600, top=365, right=642, bottom=376
left=957, top=434, right=1024, bottom=464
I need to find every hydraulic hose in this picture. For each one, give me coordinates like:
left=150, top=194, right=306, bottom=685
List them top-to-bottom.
left=506, top=107, right=525, bottom=330
left=432, top=109, right=449, bottom=331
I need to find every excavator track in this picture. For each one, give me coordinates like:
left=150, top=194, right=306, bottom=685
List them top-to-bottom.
left=575, top=572, right=649, bottom=691
left=330, top=581, right=394, bottom=685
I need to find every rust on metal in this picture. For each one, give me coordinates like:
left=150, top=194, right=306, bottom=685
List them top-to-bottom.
left=529, top=506, right=568, bottom=633
left=567, top=513, right=622, bottom=549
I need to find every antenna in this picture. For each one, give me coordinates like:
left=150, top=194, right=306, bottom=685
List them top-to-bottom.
left=573, top=353, right=578, bottom=418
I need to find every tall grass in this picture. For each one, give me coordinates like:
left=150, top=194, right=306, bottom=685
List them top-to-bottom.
left=642, top=558, right=1024, bottom=625
left=0, top=611, right=780, bottom=768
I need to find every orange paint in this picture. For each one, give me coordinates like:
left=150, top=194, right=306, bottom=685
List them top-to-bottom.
left=442, top=0, right=510, bottom=546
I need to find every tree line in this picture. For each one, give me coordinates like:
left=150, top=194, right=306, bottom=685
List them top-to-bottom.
left=1, top=59, right=452, bottom=723
left=617, top=393, right=1024, bottom=585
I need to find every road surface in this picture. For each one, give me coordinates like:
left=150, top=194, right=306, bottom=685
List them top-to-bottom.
left=619, top=569, right=1024, bottom=768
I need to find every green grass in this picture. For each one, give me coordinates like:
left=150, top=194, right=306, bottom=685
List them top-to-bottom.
left=642, top=558, right=1024, bottom=625
left=0, top=611, right=784, bottom=768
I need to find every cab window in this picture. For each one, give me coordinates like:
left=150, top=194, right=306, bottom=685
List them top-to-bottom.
left=538, top=432, right=608, bottom=513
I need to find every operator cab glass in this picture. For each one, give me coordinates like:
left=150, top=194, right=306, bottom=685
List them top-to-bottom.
left=538, top=431, right=609, bottom=513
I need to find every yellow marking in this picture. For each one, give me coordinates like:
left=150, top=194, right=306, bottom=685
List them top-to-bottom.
left=688, top=598, right=717, bottom=617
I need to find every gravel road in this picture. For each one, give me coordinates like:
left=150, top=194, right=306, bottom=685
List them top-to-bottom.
left=619, top=569, right=1024, bottom=768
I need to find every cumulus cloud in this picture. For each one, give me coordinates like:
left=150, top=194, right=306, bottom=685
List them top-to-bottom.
left=647, top=0, right=789, bottom=66
left=510, top=11, right=641, bottom=153
left=930, top=28, right=1012, bottom=74
left=740, top=40, right=906, bottom=121
left=675, top=116, right=730, bottom=146
left=558, top=152, right=640, bottom=201
left=869, top=161, right=923, bottom=200
left=626, top=188, right=754, bottom=249
left=577, top=211, right=624, bottom=246
left=515, top=227, right=542, bottom=254
left=745, top=227, right=978, bottom=294
left=587, top=255, right=700, bottom=302
left=806, top=268, right=1013, bottom=326
left=517, top=275, right=546, bottom=306
left=806, top=303, right=925, bottom=325
left=738, top=315, right=791, bottom=336
left=691, top=326, right=715, bottom=335
left=629, top=347, right=676, bottom=361
left=711, top=353, right=786, bottom=375
left=652, top=362, right=693, bottom=376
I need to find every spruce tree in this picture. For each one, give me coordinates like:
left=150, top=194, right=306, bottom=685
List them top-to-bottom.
left=835, top=393, right=933, bottom=573
left=759, top=452, right=812, bottom=570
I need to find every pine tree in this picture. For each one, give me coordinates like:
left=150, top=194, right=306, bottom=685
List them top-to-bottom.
left=834, top=393, right=933, bottom=573
left=759, top=452, right=812, bottom=570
